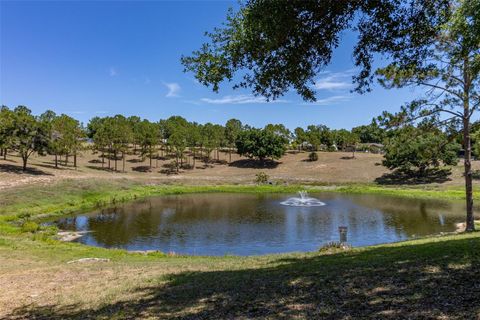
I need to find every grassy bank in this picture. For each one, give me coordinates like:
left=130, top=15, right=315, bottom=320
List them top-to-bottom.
left=1, top=226, right=479, bottom=319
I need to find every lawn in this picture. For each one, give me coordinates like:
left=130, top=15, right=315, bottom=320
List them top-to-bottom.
left=1, top=230, right=479, bottom=319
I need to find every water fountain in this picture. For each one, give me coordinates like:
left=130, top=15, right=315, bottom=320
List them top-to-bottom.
left=280, top=191, right=326, bottom=207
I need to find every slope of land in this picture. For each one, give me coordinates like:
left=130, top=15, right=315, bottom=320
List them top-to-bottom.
left=1, top=149, right=478, bottom=190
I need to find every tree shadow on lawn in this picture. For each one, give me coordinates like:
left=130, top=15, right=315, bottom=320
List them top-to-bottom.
left=126, top=158, right=144, bottom=163
left=229, top=159, right=280, bottom=169
left=0, top=163, right=53, bottom=176
left=84, top=165, right=115, bottom=172
left=132, top=165, right=153, bottom=173
left=375, top=168, right=452, bottom=185
left=8, top=236, right=480, bottom=319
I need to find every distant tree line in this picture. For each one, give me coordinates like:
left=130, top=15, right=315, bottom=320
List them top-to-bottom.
left=1, top=105, right=475, bottom=175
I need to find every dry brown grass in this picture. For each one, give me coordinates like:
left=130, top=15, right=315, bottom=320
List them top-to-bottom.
left=1, top=149, right=477, bottom=190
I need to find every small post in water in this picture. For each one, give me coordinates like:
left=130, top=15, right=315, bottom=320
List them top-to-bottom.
left=339, top=226, right=348, bottom=243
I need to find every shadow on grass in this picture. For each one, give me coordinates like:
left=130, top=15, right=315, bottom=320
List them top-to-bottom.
left=127, top=158, right=144, bottom=163
left=229, top=159, right=280, bottom=169
left=0, top=163, right=53, bottom=176
left=36, top=163, right=71, bottom=171
left=84, top=165, right=113, bottom=172
left=132, top=165, right=153, bottom=173
left=375, top=168, right=452, bottom=185
left=7, top=236, right=480, bottom=319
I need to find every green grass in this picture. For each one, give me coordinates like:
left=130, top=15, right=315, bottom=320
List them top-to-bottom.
left=334, top=184, right=478, bottom=200
left=1, top=229, right=479, bottom=319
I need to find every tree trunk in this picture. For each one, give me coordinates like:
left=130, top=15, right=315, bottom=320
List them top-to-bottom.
left=463, top=58, right=475, bottom=232
left=463, top=116, right=475, bottom=231
left=149, top=145, right=152, bottom=168
left=229, top=147, right=232, bottom=163
left=3, top=148, right=6, bottom=160
left=193, top=148, right=196, bottom=169
left=101, top=151, right=104, bottom=168
left=114, top=151, right=117, bottom=171
left=122, top=151, right=125, bottom=172
left=74, top=152, right=77, bottom=168
left=22, top=154, right=28, bottom=171
left=55, top=154, right=58, bottom=168
left=65, top=154, right=69, bottom=166
left=176, top=154, right=179, bottom=173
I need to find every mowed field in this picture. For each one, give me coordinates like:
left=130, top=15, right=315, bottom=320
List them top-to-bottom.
left=0, top=148, right=478, bottom=189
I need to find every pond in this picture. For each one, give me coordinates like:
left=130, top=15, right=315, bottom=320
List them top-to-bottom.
left=52, top=192, right=467, bottom=256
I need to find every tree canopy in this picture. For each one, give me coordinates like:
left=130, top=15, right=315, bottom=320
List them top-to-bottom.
left=182, top=0, right=449, bottom=101
left=235, top=127, right=287, bottom=162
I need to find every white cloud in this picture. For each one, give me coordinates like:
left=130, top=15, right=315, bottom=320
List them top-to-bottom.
left=109, top=67, right=118, bottom=77
left=313, top=69, right=355, bottom=91
left=164, top=82, right=181, bottom=97
left=200, top=94, right=288, bottom=105
left=303, top=95, right=350, bottom=106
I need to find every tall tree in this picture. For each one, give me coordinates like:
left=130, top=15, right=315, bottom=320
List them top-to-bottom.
left=377, top=0, right=480, bottom=231
left=0, top=106, right=14, bottom=160
left=10, top=106, right=49, bottom=171
left=39, top=110, right=61, bottom=167
left=52, top=114, right=84, bottom=167
left=107, top=115, right=131, bottom=172
left=127, top=116, right=142, bottom=154
left=92, top=117, right=109, bottom=168
left=225, top=119, right=242, bottom=163
left=137, top=120, right=158, bottom=169
left=352, top=120, right=385, bottom=144
left=187, top=122, right=202, bottom=169
left=201, top=123, right=218, bottom=163
left=383, top=124, right=460, bottom=174
left=236, top=127, right=287, bottom=162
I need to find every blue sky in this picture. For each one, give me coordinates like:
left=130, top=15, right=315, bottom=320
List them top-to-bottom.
left=1, top=0, right=422, bottom=130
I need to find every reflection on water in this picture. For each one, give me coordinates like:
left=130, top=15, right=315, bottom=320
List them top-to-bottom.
left=53, top=193, right=468, bottom=255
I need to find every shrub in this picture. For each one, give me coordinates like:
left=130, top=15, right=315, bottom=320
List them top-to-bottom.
left=308, top=152, right=318, bottom=161
left=472, top=170, right=480, bottom=180
left=255, top=172, right=269, bottom=184
left=21, top=221, right=40, bottom=233
left=319, top=241, right=351, bottom=253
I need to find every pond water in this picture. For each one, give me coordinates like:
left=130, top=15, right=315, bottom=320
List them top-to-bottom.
left=52, top=192, right=467, bottom=256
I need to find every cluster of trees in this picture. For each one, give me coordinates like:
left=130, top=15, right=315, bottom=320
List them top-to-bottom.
left=1, top=105, right=391, bottom=172
left=2, top=105, right=477, bottom=176
left=0, top=106, right=83, bottom=170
